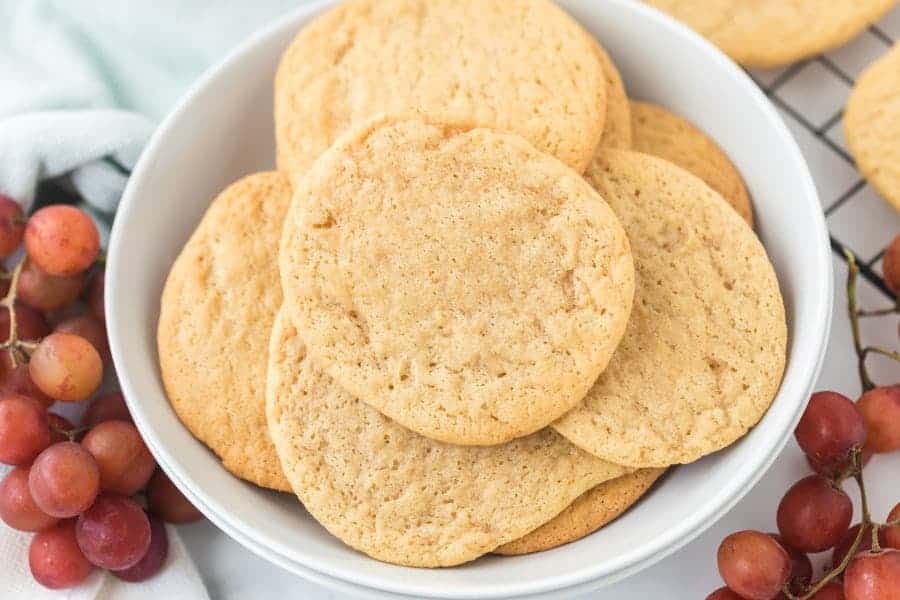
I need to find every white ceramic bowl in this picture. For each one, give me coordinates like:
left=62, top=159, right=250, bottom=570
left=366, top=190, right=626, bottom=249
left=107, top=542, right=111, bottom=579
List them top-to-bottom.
left=107, top=0, right=832, bottom=598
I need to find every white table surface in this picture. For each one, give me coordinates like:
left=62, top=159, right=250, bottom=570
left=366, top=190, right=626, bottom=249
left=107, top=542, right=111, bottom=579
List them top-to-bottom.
left=176, top=7, right=900, bottom=599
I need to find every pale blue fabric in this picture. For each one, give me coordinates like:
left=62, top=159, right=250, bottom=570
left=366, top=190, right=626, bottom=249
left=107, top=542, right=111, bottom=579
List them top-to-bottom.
left=0, top=0, right=303, bottom=218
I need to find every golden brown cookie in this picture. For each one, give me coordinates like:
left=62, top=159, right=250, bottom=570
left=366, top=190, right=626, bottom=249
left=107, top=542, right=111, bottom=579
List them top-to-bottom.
left=274, top=0, right=607, bottom=180
left=644, top=0, right=897, bottom=68
left=594, top=42, right=632, bottom=149
left=845, top=43, right=900, bottom=212
left=630, top=101, right=752, bottom=224
left=279, top=117, right=634, bottom=446
left=553, top=151, right=786, bottom=467
left=158, top=172, right=291, bottom=491
left=266, top=309, right=629, bottom=567
left=494, top=468, right=664, bottom=555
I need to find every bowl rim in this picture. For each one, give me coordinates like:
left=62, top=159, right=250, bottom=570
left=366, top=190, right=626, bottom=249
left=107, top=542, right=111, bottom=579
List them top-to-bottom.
left=107, top=0, right=833, bottom=597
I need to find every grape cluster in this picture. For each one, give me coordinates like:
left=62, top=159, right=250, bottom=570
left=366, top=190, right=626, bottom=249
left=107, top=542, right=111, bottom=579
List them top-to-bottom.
left=0, top=197, right=202, bottom=590
left=707, top=237, right=900, bottom=600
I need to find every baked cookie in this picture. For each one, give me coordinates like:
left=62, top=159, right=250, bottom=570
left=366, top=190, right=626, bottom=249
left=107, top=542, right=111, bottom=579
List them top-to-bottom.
left=274, top=0, right=607, bottom=179
left=644, top=0, right=897, bottom=68
left=594, top=42, right=632, bottom=149
left=845, top=43, right=900, bottom=212
left=630, top=101, right=752, bottom=224
left=279, top=118, right=634, bottom=445
left=553, top=151, right=786, bottom=467
left=158, top=172, right=291, bottom=492
left=266, top=309, right=629, bottom=567
left=494, top=468, right=664, bottom=555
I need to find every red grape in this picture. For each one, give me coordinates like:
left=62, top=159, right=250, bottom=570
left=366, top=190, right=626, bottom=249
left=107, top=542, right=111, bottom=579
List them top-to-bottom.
left=0, top=194, right=25, bottom=258
left=24, top=205, right=100, bottom=276
left=883, top=235, right=900, bottom=296
left=17, top=261, right=84, bottom=311
left=86, top=269, right=104, bottom=323
left=0, top=301, right=50, bottom=341
left=54, top=312, right=110, bottom=364
left=29, top=332, right=102, bottom=402
left=0, top=364, right=54, bottom=408
left=857, top=387, right=900, bottom=454
left=83, top=391, right=131, bottom=426
left=796, top=391, right=867, bottom=473
left=0, top=394, right=50, bottom=464
left=47, top=413, right=75, bottom=444
left=82, top=420, right=155, bottom=495
left=29, top=441, right=99, bottom=517
left=0, top=466, right=58, bottom=531
left=147, top=470, right=202, bottom=524
left=777, top=476, right=853, bottom=553
left=76, top=494, right=151, bottom=570
left=884, top=504, right=900, bottom=550
left=112, top=514, right=168, bottom=582
left=29, top=520, right=94, bottom=589
left=833, top=524, right=887, bottom=569
left=717, top=530, right=791, bottom=600
left=771, top=533, right=812, bottom=594
left=844, top=549, right=900, bottom=600
left=810, top=582, right=845, bottom=599
left=706, top=588, right=744, bottom=600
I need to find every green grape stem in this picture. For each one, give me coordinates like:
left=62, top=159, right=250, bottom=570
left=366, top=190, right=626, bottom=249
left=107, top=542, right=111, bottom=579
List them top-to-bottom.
left=844, top=249, right=900, bottom=391
left=0, top=259, right=27, bottom=367
left=857, top=305, right=900, bottom=317
left=48, top=422, right=89, bottom=442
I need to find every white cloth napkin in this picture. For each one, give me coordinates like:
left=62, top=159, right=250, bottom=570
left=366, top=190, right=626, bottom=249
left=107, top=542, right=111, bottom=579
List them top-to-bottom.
left=0, top=1, right=309, bottom=597
left=0, top=394, right=210, bottom=598
left=0, top=473, right=209, bottom=600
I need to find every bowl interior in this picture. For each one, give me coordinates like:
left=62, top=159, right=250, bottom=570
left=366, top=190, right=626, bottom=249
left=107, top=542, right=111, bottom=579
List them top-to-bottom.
left=107, top=1, right=831, bottom=598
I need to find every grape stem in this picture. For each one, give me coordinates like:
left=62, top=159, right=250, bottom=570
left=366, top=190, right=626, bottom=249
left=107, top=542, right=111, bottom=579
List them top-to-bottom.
left=844, top=250, right=900, bottom=391
left=0, top=259, right=28, bottom=367
left=857, top=305, right=900, bottom=317
left=49, top=422, right=89, bottom=442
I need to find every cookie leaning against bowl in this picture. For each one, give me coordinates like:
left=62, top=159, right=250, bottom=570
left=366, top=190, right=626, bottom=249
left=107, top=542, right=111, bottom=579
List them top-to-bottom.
left=274, top=0, right=607, bottom=181
left=643, top=0, right=897, bottom=68
left=593, top=41, right=632, bottom=150
left=845, top=43, right=900, bottom=212
left=630, top=101, right=752, bottom=225
left=279, top=117, right=635, bottom=446
left=553, top=151, right=786, bottom=468
left=158, top=172, right=291, bottom=492
left=266, top=309, right=629, bottom=568
left=494, top=468, right=664, bottom=555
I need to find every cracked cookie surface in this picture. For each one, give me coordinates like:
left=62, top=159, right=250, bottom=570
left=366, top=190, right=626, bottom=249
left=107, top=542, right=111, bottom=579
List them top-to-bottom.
left=274, top=0, right=607, bottom=181
left=644, top=0, right=897, bottom=68
left=845, top=43, right=900, bottom=212
left=630, top=101, right=752, bottom=225
left=279, top=118, right=634, bottom=445
left=553, top=151, right=786, bottom=467
left=158, top=172, right=291, bottom=491
left=266, top=309, right=628, bottom=567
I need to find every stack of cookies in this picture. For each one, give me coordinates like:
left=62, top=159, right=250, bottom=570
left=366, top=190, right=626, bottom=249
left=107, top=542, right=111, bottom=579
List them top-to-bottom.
left=157, top=0, right=787, bottom=568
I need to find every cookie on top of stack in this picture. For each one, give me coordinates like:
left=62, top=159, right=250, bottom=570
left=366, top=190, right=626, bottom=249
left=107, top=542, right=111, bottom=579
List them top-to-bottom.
left=158, top=0, right=787, bottom=568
